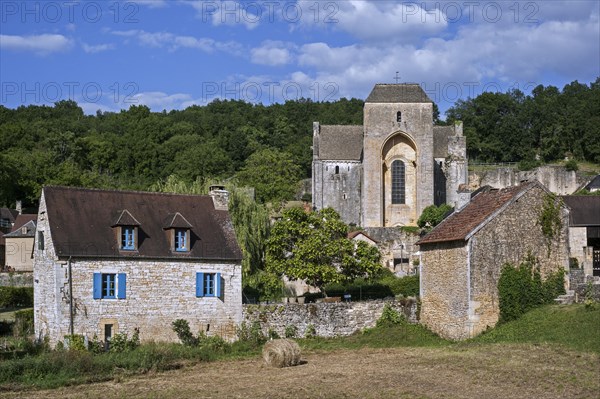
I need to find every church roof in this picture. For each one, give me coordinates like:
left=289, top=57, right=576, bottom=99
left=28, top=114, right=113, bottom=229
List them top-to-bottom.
left=366, top=84, right=432, bottom=103
left=318, top=125, right=363, bottom=161
left=417, top=182, right=540, bottom=245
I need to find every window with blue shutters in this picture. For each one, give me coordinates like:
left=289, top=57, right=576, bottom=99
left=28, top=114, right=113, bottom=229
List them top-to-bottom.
left=196, top=272, right=221, bottom=298
left=93, top=273, right=127, bottom=299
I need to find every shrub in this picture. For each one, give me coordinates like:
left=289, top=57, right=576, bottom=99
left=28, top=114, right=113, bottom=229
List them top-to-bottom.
left=517, top=158, right=541, bottom=171
left=564, top=159, right=579, bottom=171
left=417, top=204, right=453, bottom=229
left=498, top=255, right=565, bottom=323
left=385, top=275, right=420, bottom=297
left=0, top=287, right=34, bottom=308
left=376, top=304, right=404, bottom=327
left=13, top=309, right=34, bottom=337
left=172, top=319, right=199, bottom=346
left=237, top=321, right=266, bottom=346
left=304, top=324, right=316, bottom=338
left=284, top=325, right=298, bottom=338
left=267, top=328, right=280, bottom=340
left=109, top=329, right=140, bottom=353
left=64, top=334, right=87, bottom=351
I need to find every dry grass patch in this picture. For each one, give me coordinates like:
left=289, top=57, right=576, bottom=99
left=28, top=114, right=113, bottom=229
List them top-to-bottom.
left=3, top=343, right=598, bottom=399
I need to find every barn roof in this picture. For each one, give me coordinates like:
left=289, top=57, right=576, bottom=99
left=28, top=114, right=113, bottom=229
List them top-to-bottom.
left=417, top=182, right=540, bottom=245
left=42, top=186, right=242, bottom=261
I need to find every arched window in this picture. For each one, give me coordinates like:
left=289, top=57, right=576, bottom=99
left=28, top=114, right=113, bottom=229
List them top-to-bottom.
left=391, top=160, right=406, bottom=204
left=335, top=165, right=339, bottom=174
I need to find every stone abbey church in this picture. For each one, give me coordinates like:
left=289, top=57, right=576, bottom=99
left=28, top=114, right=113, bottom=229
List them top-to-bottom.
left=312, top=84, right=468, bottom=227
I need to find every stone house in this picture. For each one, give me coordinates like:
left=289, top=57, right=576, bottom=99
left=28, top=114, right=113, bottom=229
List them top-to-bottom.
left=416, top=181, right=569, bottom=340
left=34, top=186, right=243, bottom=346
left=560, top=195, right=600, bottom=277
left=3, top=214, right=37, bottom=272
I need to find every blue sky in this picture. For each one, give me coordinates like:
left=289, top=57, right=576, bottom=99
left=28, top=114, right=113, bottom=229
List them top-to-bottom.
left=1, top=0, right=599, bottom=116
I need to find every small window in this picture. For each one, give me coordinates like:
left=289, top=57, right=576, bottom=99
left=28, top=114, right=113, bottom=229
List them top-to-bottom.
left=396, top=111, right=402, bottom=122
left=335, top=166, right=339, bottom=174
left=0, top=218, right=10, bottom=228
left=121, top=226, right=135, bottom=250
left=174, top=229, right=189, bottom=252
left=37, top=231, right=44, bottom=250
left=196, top=272, right=222, bottom=298
left=93, top=273, right=127, bottom=299
left=104, top=324, right=113, bottom=350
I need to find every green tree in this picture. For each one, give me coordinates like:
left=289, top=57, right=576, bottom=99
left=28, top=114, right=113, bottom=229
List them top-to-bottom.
left=236, top=148, right=302, bottom=203
left=266, top=207, right=381, bottom=294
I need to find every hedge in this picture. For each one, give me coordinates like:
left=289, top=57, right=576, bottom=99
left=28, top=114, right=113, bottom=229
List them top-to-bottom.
left=0, top=287, right=34, bottom=308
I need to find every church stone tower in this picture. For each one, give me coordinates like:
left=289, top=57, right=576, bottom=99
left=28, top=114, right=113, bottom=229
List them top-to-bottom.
left=312, top=83, right=467, bottom=229
left=362, top=84, right=434, bottom=227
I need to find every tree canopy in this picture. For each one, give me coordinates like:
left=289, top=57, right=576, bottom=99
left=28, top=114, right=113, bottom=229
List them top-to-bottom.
left=265, top=207, right=381, bottom=293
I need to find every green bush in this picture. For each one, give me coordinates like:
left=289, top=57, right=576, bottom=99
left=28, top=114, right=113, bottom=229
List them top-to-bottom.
left=517, top=158, right=541, bottom=171
left=564, top=159, right=579, bottom=171
left=417, top=204, right=453, bottom=229
left=498, top=255, right=565, bottom=323
left=384, top=275, right=420, bottom=297
left=0, top=287, right=33, bottom=308
left=376, top=304, right=404, bottom=328
left=13, top=308, right=34, bottom=337
left=171, top=319, right=198, bottom=346
left=237, top=321, right=266, bottom=346
left=304, top=324, right=316, bottom=338
left=284, top=325, right=298, bottom=338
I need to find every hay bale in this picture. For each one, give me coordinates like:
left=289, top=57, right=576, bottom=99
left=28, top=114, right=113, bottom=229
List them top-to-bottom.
left=262, top=339, right=301, bottom=368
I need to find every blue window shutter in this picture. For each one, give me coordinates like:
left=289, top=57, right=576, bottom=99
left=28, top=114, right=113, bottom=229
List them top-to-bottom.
left=196, top=272, right=204, bottom=297
left=93, top=273, right=102, bottom=299
left=117, top=273, right=126, bottom=299
left=215, top=273, right=222, bottom=298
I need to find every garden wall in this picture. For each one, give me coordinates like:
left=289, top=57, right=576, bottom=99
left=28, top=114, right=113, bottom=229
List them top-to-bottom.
left=0, top=272, right=33, bottom=287
left=242, top=298, right=417, bottom=338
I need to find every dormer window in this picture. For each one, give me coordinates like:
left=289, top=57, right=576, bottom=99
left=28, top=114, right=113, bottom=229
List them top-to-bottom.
left=112, top=209, right=141, bottom=252
left=163, top=212, right=193, bottom=253
left=121, top=226, right=136, bottom=250
left=175, top=228, right=189, bottom=252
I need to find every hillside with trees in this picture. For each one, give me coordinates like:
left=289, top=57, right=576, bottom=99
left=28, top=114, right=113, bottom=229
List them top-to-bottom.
left=0, top=78, right=598, bottom=208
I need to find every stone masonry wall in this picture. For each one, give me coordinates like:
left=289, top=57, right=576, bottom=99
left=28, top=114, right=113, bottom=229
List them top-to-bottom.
left=314, top=161, right=362, bottom=226
left=469, top=185, right=570, bottom=336
left=34, top=192, right=243, bottom=347
left=419, top=241, right=470, bottom=340
left=0, top=272, right=33, bottom=287
left=243, top=299, right=417, bottom=338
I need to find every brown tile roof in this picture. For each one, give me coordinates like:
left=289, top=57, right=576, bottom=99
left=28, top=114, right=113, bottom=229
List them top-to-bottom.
left=365, top=84, right=432, bottom=103
left=318, top=125, right=363, bottom=161
left=416, top=182, right=539, bottom=245
left=43, top=186, right=242, bottom=261
left=560, top=196, right=600, bottom=226
left=11, top=214, right=37, bottom=232
left=347, top=231, right=378, bottom=243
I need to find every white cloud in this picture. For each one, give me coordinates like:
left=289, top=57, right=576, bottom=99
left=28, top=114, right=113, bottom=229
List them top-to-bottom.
left=133, top=0, right=167, bottom=8
left=297, top=0, right=447, bottom=44
left=110, top=29, right=242, bottom=55
left=0, top=34, right=73, bottom=55
left=251, top=41, right=294, bottom=66
left=82, top=43, right=115, bottom=54
left=130, top=91, right=195, bottom=109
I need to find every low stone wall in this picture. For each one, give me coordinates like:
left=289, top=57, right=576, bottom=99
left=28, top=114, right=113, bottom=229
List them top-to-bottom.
left=569, top=269, right=600, bottom=301
left=0, top=272, right=33, bottom=287
left=242, top=298, right=418, bottom=338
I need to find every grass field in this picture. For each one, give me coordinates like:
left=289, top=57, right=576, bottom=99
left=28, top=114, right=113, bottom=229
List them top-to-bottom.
left=1, top=304, right=598, bottom=398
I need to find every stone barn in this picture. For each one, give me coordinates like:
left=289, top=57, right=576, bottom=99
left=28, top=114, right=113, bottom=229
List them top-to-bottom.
left=416, top=181, right=569, bottom=340
left=34, top=186, right=242, bottom=347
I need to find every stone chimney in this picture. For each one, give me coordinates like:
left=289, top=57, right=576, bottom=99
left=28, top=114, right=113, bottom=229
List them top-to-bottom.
left=209, top=185, right=229, bottom=211
left=15, top=200, right=22, bottom=215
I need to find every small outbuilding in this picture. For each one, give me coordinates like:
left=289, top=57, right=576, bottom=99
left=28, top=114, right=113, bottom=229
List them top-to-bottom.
left=416, top=181, right=569, bottom=340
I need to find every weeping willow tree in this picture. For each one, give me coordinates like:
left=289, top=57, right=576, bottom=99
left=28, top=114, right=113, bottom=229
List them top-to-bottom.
left=151, top=175, right=282, bottom=300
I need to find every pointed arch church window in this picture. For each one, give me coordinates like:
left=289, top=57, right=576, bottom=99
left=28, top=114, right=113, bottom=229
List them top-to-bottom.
left=391, top=160, right=406, bottom=204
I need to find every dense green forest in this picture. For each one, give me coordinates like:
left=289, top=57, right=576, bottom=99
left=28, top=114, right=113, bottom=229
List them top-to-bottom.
left=0, top=78, right=598, bottom=208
